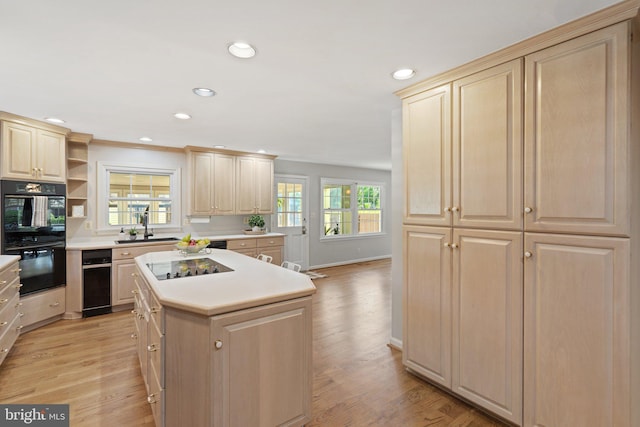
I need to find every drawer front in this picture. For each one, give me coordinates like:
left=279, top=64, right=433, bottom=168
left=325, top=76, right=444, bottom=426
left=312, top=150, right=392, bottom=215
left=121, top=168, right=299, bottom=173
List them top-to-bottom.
left=257, top=236, right=284, bottom=248
left=227, top=238, right=257, bottom=250
left=112, top=243, right=176, bottom=261
left=231, top=248, right=258, bottom=258
left=0, top=262, right=20, bottom=289
left=0, top=277, right=20, bottom=310
left=20, top=287, right=65, bottom=327
left=148, top=291, right=164, bottom=334
left=0, top=292, right=20, bottom=332
left=0, top=313, right=21, bottom=366
left=147, top=321, right=164, bottom=387
left=148, top=365, right=164, bottom=427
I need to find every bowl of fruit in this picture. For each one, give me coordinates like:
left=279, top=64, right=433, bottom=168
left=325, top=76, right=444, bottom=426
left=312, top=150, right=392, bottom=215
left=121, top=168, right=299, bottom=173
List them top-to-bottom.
left=176, top=234, right=211, bottom=254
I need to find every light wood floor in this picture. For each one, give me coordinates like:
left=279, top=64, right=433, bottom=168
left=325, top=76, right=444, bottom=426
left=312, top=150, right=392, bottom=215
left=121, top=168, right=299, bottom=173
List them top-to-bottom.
left=0, top=259, right=506, bottom=426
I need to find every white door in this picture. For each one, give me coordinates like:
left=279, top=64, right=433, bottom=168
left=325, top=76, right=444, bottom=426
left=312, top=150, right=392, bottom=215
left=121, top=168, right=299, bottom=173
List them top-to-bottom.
left=273, top=175, right=309, bottom=270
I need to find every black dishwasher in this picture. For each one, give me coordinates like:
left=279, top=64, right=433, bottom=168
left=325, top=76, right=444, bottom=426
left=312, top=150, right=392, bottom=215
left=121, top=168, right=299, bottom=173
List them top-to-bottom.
left=82, top=249, right=112, bottom=317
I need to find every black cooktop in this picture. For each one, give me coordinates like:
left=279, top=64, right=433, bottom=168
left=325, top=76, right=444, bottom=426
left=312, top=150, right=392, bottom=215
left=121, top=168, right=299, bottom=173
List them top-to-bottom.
left=147, top=257, right=234, bottom=281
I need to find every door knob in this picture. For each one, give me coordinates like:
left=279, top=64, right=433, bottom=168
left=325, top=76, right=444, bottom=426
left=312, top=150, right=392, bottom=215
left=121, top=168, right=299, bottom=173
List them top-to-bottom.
left=524, top=207, right=533, bottom=214
left=524, top=251, right=533, bottom=258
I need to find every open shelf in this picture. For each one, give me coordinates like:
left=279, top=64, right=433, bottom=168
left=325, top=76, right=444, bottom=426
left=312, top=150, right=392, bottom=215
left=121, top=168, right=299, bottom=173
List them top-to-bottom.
left=66, top=132, right=91, bottom=218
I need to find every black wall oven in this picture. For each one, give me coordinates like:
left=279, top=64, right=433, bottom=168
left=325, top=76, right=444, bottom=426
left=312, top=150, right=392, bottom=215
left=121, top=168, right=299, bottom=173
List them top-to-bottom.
left=1, top=180, right=66, bottom=296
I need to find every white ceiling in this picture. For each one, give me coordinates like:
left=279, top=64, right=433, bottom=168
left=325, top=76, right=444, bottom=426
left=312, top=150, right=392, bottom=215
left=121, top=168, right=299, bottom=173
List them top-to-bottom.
left=0, top=0, right=620, bottom=170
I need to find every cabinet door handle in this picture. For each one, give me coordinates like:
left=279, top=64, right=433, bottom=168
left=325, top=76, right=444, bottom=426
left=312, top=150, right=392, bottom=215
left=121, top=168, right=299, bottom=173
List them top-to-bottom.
left=451, top=206, right=460, bottom=212
left=444, top=207, right=451, bottom=213
left=524, top=207, right=533, bottom=214
left=443, top=242, right=451, bottom=248
left=451, top=243, right=459, bottom=249
left=524, top=251, right=533, bottom=258
left=121, top=252, right=131, bottom=256
left=12, top=268, right=22, bottom=273
left=131, top=272, right=138, bottom=277
left=0, top=280, right=6, bottom=285
left=13, top=284, right=23, bottom=290
left=131, top=289, right=139, bottom=294
left=0, top=299, right=8, bottom=305
left=49, top=302, right=60, bottom=307
left=150, top=307, right=159, bottom=314
left=0, top=321, right=7, bottom=327
left=16, top=325, right=22, bottom=331
left=131, top=333, right=137, bottom=339
left=214, top=340, right=223, bottom=349
left=147, top=344, right=158, bottom=352
left=0, top=348, right=8, bottom=354
left=147, top=394, right=157, bottom=404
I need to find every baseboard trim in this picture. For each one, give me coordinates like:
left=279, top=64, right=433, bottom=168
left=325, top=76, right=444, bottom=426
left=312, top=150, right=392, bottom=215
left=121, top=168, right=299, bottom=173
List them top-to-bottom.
left=309, top=254, right=391, bottom=270
left=388, top=337, right=403, bottom=351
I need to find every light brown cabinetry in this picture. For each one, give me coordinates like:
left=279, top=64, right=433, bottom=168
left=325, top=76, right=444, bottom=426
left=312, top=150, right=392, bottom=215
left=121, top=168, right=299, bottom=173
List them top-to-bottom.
left=400, top=7, right=639, bottom=427
left=524, top=23, right=629, bottom=236
left=403, top=59, right=522, bottom=230
left=0, top=118, right=67, bottom=183
left=66, top=133, right=91, bottom=218
left=186, top=147, right=275, bottom=216
left=188, top=150, right=236, bottom=216
left=235, top=155, right=274, bottom=215
left=403, top=226, right=522, bottom=423
left=523, top=233, right=629, bottom=427
left=227, top=236, right=284, bottom=266
left=112, top=243, right=176, bottom=307
left=0, top=260, right=22, bottom=366
left=19, top=286, right=65, bottom=332
left=163, top=296, right=312, bottom=427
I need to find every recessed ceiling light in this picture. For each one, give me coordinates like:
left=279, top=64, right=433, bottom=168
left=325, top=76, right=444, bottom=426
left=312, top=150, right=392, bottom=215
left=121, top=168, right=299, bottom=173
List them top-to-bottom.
left=228, top=42, right=257, bottom=59
left=392, top=68, right=416, bottom=80
left=193, top=88, right=216, bottom=97
left=174, top=113, right=192, bottom=120
left=44, top=117, right=65, bottom=124
left=139, top=137, right=153, bottom=142
left=213, top=145, right=226, bottom=149
left=257, top=149, right=266, bottom=154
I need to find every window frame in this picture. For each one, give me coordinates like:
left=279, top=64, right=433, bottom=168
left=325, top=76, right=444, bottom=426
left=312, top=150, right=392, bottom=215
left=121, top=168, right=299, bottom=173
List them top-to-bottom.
left=96, top=161, right=181, bottom=232
left=320, top=177, right=384, bottom=240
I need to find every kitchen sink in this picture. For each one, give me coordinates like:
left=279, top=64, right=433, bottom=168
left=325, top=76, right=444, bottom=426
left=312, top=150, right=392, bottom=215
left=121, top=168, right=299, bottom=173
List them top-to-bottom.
left=115, top=237, right=180, bottom=244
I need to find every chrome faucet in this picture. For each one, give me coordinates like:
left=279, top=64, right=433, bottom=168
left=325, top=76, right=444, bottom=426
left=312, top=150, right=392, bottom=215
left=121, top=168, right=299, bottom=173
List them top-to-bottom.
left=143, top=207, right=153, bottom=239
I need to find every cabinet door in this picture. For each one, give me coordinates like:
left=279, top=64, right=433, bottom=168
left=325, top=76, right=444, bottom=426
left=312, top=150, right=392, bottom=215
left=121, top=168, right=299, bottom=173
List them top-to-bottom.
left=524, top=22, right=629, bottom=236
left=453, top=60, right=523, bottom=230
left=403, top=85, right=452, bottom=226
left=1, top=121, right=36, bottom=180
left=35, top=129, right=66, bottom=182
left=190, top=151, right=214, bottom=215
left=213, top=153, right=235, bottom=215
left=235, top=156, right=257, bottom=214
left=255, top=158, right=274, bottom=214
left=403, top=225, right=451, bottom=388
left=452, top=229, right=522, bottom=424
left=524, top=233, right=630, bottom=427
left=112, top=259, right=136, bottom=306
left=212, top=297, right=312, bottom=427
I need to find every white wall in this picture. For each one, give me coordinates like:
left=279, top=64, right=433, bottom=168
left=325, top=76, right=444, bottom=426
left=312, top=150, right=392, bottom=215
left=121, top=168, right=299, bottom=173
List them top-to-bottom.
left=68, top=144, right=392, bottom=270
left=274, top=159, right=392, bottom=268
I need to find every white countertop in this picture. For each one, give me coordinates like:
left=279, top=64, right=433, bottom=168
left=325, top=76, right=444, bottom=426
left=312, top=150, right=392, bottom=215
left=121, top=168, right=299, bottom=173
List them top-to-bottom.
left=66, top=232, right=285, bottom=250
left=135, top=249, right=315, bottom=316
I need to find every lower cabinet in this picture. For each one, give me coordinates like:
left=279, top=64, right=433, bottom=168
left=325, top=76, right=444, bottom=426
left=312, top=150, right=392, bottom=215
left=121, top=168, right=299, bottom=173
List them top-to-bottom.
left=403, top=226, right=523, bottom=424
left=523, top=233, right=630, bottom=427
left=0, top=260, right=22, bottom=366
left=134, top=265, right=311, bottom=427
left=20, top=286, right=65, bottom=331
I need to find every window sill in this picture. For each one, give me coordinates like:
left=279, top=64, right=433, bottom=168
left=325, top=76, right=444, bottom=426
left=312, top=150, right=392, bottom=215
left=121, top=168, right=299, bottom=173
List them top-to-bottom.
left=319, top=232, right=387, bottom=242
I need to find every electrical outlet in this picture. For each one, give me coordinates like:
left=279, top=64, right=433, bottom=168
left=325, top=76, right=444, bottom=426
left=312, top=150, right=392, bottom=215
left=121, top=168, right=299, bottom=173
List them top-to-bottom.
left=243, top=216, right=249, bottom=224
left=183, top=218, right=189, bottom=225
left=84, top=221, right=92, bottom=230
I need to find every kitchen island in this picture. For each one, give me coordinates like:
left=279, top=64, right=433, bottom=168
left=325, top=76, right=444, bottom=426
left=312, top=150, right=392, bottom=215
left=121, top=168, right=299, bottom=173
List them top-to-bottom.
left=133, top=249, right=315, bottom=427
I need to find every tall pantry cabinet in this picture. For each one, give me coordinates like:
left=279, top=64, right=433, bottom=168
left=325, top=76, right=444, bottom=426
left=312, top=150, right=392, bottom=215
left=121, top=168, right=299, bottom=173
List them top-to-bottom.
left=399, top=2, right=640, bottom=426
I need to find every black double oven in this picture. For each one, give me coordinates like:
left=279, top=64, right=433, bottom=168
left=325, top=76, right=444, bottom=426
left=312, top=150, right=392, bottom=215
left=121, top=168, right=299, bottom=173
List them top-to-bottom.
left=1, top=180, right=66, bottom=296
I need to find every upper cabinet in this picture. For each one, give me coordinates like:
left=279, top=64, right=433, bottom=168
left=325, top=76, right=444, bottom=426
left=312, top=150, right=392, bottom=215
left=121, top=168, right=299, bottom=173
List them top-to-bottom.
left=524, top=22, right=629, bottom=237
left=403, top=59, right=523, bottom=230
left=0, top=114, right=68, bottom=183
left=186, top=147, right=275, bottom=216
left=188, top=150, right=236, bottom=216
left=235, top=155, right=274, bottom=215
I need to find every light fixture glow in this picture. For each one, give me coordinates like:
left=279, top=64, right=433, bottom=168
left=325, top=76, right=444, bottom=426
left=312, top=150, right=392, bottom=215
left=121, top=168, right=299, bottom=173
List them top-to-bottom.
left=228, top=42, right=257, bottom=59
left=392, top=68, right=416, bottom=80
left=193, top=87, right=216, bottom=97
left=174, top=112, right=192, bottom=120
left=44, top=117, right=65, bottom=124
left=139, top=137, right=153, bottom=142
left=213, top=145, right=226, bottom=149
left=257, top=149, right=266, bottom=154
